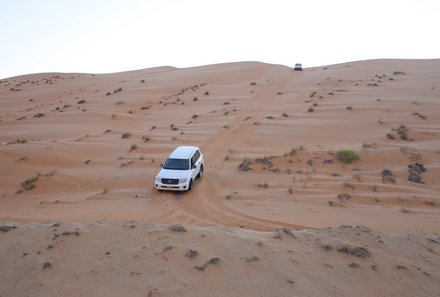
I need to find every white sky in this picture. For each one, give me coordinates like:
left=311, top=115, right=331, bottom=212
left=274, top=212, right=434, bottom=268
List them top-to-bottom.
left=1, top=0, right=439, bottom=78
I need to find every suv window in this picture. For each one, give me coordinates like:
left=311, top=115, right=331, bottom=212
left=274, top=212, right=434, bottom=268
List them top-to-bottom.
left=191, top=150, right=201, bottom=166
left=191, top=154, right=196, bottom=166
left=163, top=158, right=189, bottom=170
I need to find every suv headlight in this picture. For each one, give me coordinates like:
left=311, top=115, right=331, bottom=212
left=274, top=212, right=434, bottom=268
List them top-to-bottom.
left=156, top=176, right=161, bottom=182
left=180, top=178, right=188, bottom=183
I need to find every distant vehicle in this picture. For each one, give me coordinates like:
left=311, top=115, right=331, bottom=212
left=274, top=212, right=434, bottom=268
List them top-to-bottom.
left=294, top=63, right=303, bottom=71
left=155, top=146, right=204, bottom=191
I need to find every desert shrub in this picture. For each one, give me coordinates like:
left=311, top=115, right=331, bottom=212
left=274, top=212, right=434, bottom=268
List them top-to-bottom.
left=250, top=82, right=257, bottom=86
left=204, top=91, right=209, bottom=95
left=77, top=99, right=86, bottom=104
left=346, top=106, right=353, bottom=111
left=412, top=112, right=426, bottom=119
left=170, top=123, right=178, bottom=131
left=395, top=124, right=409, bottom=140
left=396, top=124, right=408, bottom=133
left=121, top=132, right=131, bottom=139
left=7, top=138, right=27, bottom=144
left=337, top=150, right=359, bottom=164
left=239, top=159, right=252, bottom=172
left=18, top=175, right=39, bottom=192
left=256, top=182, right=268, bottom=188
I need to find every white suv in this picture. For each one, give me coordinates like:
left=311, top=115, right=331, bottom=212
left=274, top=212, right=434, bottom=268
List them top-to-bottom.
left=155, top=146, right=204, bottom=191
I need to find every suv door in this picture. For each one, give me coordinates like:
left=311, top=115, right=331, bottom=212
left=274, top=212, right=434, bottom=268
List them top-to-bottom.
left=190, top=150, right=201, bottom=179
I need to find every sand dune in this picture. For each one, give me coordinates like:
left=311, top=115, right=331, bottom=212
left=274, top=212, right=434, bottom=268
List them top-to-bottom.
left=1, top=59, right=440, bottom=296
left=1, top=59, right=439, bottom=231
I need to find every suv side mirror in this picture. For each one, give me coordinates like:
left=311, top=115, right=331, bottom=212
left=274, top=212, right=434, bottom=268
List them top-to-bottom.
left=160, top=163, right=163, bottom=168
left=191, top=164, right=196, bottom=169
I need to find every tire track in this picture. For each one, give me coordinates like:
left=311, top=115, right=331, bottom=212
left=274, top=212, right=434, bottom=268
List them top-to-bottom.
left=166, top=70, right=309, bottom=231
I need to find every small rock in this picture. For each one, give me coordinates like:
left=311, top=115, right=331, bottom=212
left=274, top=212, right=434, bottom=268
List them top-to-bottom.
left=238, top=159, right=253, bottom=172
left=408, top=163, right=426, bottom=174
left=381, top=169, right=393, bottom=178
left=381, top=169, right=396, bottom=183
left=408, top=172, right=422, bottom=183
left=383, top=175, right=396, bottom=184
left=169, top=224, right=187, bottom=232
left=0, top=225, right=16, bottom=232
left=355, top=225, right=371, bottom=233
left=280, top=227, right=296, bottom=238
left=61, top=231, right=80, bottom=236
left=273, top=232, right=281, bottom=239
left=255, top=241, right=264, bottom=247
left=321, top=244, right=333, bottom=251
left=162, top=245, right=173, bottom=253
left=337, top=245, right=370, bottom=258
left=185, top=250, right=199, bottom=259
left=245, top=256, right=260, bottom=263
left=195, top=257, right=221, bottom=271
left=207, top=257, right=221, bottom=265
left=349, top=262, right=360, bottom=268
left=395, top=265, right=408, bottom=270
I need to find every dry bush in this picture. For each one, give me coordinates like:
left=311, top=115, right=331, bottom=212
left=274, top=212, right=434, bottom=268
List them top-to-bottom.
left=337, top=150, right=359, bottom=163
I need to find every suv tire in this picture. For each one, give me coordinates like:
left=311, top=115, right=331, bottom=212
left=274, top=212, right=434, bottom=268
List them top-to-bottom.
left=197, top=165, right=204, bottom=178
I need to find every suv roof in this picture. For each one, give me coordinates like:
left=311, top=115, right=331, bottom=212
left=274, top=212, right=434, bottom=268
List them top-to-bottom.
left=168, top=146, right=199, bottom=159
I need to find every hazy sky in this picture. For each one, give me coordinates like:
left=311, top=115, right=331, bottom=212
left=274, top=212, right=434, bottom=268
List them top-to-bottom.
left=1, top=0, right=439, bottom=78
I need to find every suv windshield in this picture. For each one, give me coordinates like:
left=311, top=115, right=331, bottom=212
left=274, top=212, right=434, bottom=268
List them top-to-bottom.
left=163, top=158, right=189, bottom=170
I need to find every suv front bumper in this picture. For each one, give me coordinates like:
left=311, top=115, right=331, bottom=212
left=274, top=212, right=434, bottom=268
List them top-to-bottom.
left=155, top=180, right=190, bottom=191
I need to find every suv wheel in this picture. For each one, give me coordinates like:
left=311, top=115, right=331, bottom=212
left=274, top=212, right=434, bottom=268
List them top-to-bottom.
left=197, top=165, right=204, bottom=178
left=188, top=179, right=193, bottom=191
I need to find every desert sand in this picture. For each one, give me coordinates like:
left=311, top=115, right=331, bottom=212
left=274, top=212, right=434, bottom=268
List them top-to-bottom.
left=1, top=59, right=439, bottom=296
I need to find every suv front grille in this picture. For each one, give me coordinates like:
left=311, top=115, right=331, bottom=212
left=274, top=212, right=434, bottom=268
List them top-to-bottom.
left=161, top=178, right=179, bottom=185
